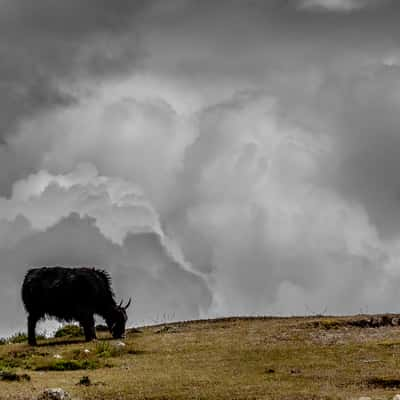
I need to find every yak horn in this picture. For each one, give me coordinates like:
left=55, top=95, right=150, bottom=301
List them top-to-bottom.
left=124, top=298, right=132, bottom=310
left=118, top=299, right=123, bottom=307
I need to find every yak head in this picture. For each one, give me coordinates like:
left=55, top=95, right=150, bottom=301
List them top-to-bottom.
left=107, top=298, right=132, bottom=338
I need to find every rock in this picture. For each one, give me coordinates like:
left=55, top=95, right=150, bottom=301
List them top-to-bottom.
left=392, top=317, right=400, bottom=326
left=115, top=341, right=126, bottom=347
left=83, top=348, right=90, bottom=353
left=53, top=354, right=62, bottom=359
left=290, top=368, right=301, bottom=375
left=36, top=388, right=71, bottom=400
left=393, top=395, right=400, bottom=400
left=357, top=397, right=371, bottom=400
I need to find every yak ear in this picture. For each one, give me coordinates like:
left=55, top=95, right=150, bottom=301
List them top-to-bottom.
left=124, top=298, right=132, bottom=310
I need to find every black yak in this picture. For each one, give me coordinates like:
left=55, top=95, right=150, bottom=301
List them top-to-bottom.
left=21, top=266, right=131, bottom=346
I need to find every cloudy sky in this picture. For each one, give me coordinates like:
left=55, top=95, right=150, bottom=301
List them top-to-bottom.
left=1, top=0, right=400, bottom=336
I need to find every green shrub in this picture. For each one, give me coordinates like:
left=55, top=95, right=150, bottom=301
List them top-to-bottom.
left=317, top=319, right=343, bottom=330
left=54, top=324, right=84, bottom=338
left=7, top=332, right=28, bottom=344
left=34, top=358, right=99, bottom=371
left=0, top=359, right=19, bottom=370
left=0, top=370, right=30, bottom=381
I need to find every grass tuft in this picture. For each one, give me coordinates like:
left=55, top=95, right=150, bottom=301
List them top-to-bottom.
left=312, top=318, right=344, bottom=330
left=54, top=324, right=84, bottom=338
left=2, top=331, right=46, bottom=344
left=6, top=332, right=28, bottom=344
left=94, top=341, right=125, bottom=358
left=34, top=358, right=99, bottom=371
left=0, top=370, right=31, bottom=382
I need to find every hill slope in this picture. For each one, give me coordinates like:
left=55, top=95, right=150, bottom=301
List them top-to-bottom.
left=2, top=315, right=400, bottom=399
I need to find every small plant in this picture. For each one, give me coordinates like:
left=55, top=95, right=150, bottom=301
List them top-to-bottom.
left=317, top=319, right=343, bottom=330
left=54, top=324, right=84, bottom=338
left=5, top=331, right=45, bottom=344
left=6, top=332, right=28, bottom=344
left=94, top=341, right=124, bottom=358
left=95, top=341, right=112, bottom=357
left=70, top=348, right=83, bottom=359
left=0, top=357, right=21, bottom=370
left=34, top=358, right=99, bottom=371
left=0, top=370, right=31, bottom=382
left=0, top=370, right=19, bottom=381
left=20, top=373, right=31, bottom=381
left=78, top=375, right=91, bottom=386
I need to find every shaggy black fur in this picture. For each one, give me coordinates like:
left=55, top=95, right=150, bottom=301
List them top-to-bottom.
left=21, top=266, right=131, bottom=346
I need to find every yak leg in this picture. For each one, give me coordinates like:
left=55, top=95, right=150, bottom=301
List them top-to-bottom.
left=27, top=314, right=38, bottom=346
left=81, top=314, right=96, bottom=341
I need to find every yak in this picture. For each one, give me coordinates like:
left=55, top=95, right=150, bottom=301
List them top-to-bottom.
left=21, top=266, right=131, bottom=346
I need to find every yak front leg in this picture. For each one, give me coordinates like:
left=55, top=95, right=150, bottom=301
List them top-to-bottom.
left=27, top=314, right=38, bottom=346
left=81, top=314, right=96, bottom=341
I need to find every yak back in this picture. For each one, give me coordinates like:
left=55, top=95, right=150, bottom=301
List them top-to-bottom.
left=22, top=266, right=116, bottom=321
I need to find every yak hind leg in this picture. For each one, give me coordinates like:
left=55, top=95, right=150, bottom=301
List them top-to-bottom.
left=27, top=314, right=38, bottom=346
left=80, top=314, right=96, bottom=341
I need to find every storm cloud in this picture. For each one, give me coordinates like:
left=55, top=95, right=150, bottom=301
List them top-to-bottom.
left=1, top=0, right=400, bottom=336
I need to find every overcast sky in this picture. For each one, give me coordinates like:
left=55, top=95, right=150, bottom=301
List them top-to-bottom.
left=1, top=0, right=400, bottom=336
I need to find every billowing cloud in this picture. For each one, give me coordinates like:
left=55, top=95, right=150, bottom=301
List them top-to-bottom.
left=0, top=0, right=148, bottom=197
left=297, top=0, right=383, bottom=12
left=165, top=91, right=400, bottom=317
left=2, top=163, right=156, bottom=242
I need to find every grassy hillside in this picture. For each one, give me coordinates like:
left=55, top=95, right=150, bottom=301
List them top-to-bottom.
left=2, top=315, right=400, bottom=399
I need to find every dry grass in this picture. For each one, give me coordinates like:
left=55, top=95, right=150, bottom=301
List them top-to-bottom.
left=2, top=315, right=400, bottom=399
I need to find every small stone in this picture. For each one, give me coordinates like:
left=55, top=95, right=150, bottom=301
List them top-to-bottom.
left=392, top=317, right=400, bottom=326
left=115, top=341, right=126, bottom=347
left=83, top=348, right=90, bottom=353
left=53, top=354, right=62, bottom=359
left=290, top=368, right=301, bottom=375
left=36, top=388, right=71, bottom=400
left=392, top=395, right=400, bottom=400
left=357, top=397, right=371, bottom=400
